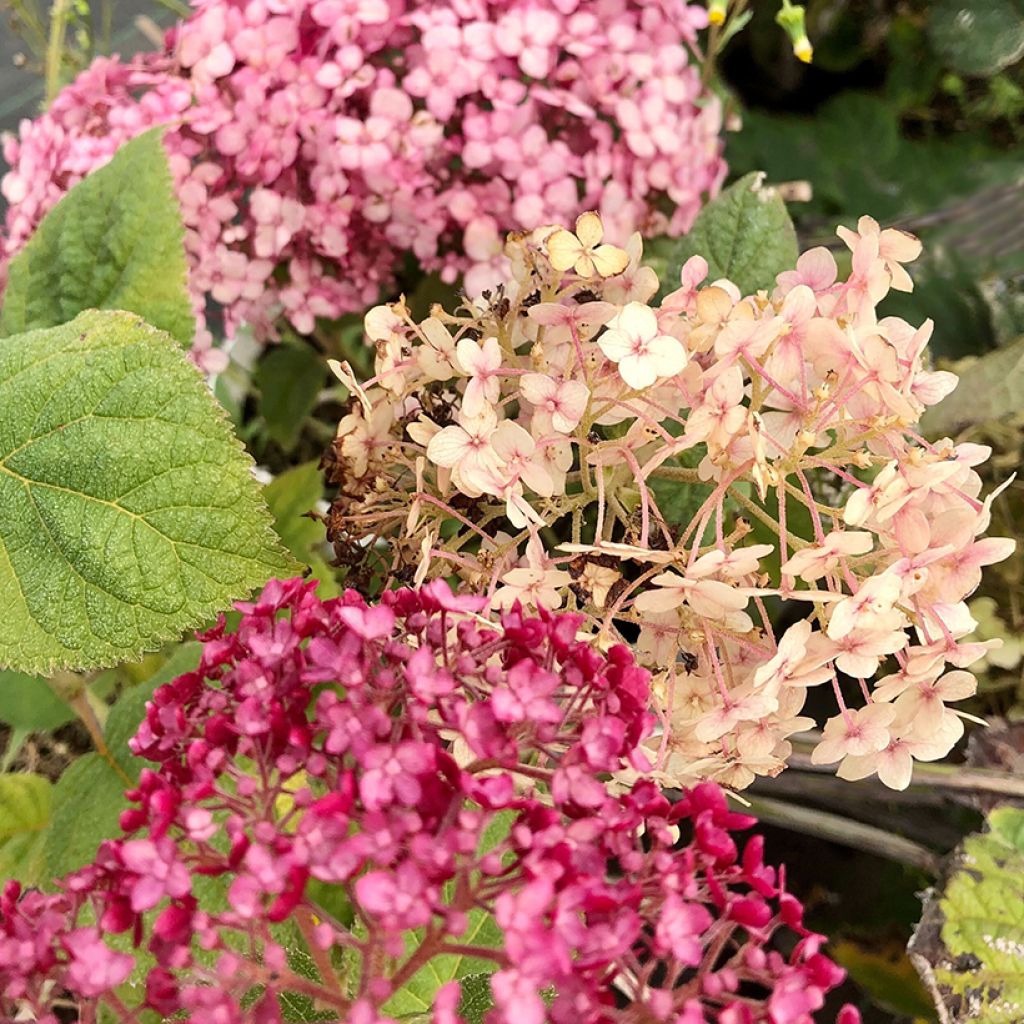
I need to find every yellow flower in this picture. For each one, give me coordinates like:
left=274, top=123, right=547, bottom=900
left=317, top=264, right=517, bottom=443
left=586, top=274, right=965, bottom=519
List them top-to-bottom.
left=545, top=212, right=630, bottom=278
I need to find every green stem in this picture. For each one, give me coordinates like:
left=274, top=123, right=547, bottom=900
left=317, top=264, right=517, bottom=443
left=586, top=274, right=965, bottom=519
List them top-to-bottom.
left=45, top=0, right=71, bottom=105
left=48, top=671, right=131, bottom=786
left=295, top=906, right=346, bottom=998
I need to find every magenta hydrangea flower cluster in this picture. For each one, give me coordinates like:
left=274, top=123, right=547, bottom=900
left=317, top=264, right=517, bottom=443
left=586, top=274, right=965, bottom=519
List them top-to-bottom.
left=0, top=0, right=726, bottom=371
left=0, top=578, right=858, bottom=1024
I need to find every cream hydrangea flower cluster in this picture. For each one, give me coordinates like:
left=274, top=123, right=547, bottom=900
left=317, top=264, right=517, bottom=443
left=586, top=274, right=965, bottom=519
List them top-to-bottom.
left=325, top=212, right=1014, bottom=792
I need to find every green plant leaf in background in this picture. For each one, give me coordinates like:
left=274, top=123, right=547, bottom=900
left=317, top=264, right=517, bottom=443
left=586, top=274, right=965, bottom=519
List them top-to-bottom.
left=927, top=0, right=1024, bottom=78
left=725, top=90, right=1024, bottom=358
left=0, top=129, right=194, bottom=346
left=651, top=171, right=798, bottom=297
left=0, top=309, right=298, bottom=675
left=922, top=336, right=1024, bottom=436
left=256, top=344, right=327, bottom=452
left=264, top=462, right=340, bottom=598
left=43, top=643, right=200, bottom=881
left=0, top=669, right=78, bottom=770
left=0, top=670, right=77, bottom=732
left=44, top=752, right=131, bottom=880
left=0, top=772, right=52, bottom=885
left=910, top=805, right=1024, bottom=1022
left=384, top=812, right=512, bottom=1020
left=383, top=909, right=502, bottom=1021
left=831, top=939, right=937, bottom=1020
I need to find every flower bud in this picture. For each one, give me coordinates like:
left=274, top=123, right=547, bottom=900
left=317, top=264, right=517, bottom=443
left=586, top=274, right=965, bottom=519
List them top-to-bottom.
left=707, top=0, right=728, bottom=25
left=776, top=1, right=813, bottom=63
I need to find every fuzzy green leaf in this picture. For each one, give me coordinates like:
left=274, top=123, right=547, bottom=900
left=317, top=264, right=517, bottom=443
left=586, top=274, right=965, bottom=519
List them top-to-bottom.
left=0, top=129, right=194, bottom=346
left=653, top=171, right=798, bottom=298
left=0, top=308, right=299, bottom=675
left=39, top=643, right=200, bottom=883
left=44, top=753, right=128, bottom=881
left=0, top=772, right=52, bottom=884
left=911, top=805, right=1024, bottom=1022
left=385, top=814, right=510, bottom=1019
left=384, top=909, right=502, bottom=1020
left=456, top=973, right=497, bottom=1024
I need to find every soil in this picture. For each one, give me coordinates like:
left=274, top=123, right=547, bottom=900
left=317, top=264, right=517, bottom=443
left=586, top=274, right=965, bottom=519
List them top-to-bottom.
left=1, top=720, right=93, bottom=782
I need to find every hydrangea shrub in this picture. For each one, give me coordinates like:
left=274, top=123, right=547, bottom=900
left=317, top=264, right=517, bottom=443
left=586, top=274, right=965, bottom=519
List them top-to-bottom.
left=0, top=0, right=726, bottom=370
left=324, top=211, right=1015, bottom=792
left=0, top=578, right=859, bottom=1024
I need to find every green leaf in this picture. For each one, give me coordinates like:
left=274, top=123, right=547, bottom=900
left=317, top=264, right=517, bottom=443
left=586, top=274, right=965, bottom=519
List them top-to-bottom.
left=928, top=0, right=1024, bottom=77
left=0, top=129, right=194, bottom=346
left=654, top=171, right=798, bottom=297
left=0, top=308, right=299, bottom=675
left=921, top=336, right=1024, bottom=436
left=256, top=344, right=327, bottom=452
left=647, top=446, right=716, bottom=532
left=264, top=462, right=340, bottom=598
left=38, top=644, right=201, bottom=883
left=0, top=669, right=76, bottom=731
left=1, top=728, right=30, bottom=771
left=44, top=753, right=129, bottom=880
left=0, top=773, right=52, bottom=884
left=910, top=805, right=1024, bottom=1022
left=385, top=814, right=507, bottom=1018
left=384, top=908, right=503, bottom=1019
left=831, top=939, right=936, bottom=1019
left=456, top=973, right=496, bottom=1024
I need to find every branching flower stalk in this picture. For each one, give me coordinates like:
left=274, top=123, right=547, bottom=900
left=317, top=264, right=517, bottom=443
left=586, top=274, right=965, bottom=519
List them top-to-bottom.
left=325, top=213, right=1015, bottom=791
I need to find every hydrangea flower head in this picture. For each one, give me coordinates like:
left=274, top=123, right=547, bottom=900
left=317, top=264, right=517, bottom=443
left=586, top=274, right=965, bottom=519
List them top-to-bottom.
left=0, top=0, right=727, bottom=369
left=324, top=211, right=1014, bottom=792
left=0, top=578, right=858, bottom=1024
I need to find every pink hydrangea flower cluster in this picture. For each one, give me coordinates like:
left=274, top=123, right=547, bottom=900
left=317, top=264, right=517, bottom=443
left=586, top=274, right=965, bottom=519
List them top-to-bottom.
left=0, top=0, right=726, bottom=371
left=324, top=210, right=1015, bottom=792
left=0, top=578, right=858, bottom=1024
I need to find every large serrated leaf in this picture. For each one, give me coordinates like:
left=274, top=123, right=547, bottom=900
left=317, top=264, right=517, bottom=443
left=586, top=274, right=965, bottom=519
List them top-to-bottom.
left=0, top=129, right=195, bottom=346
left=653, top=171, right=798, bottom=298
left=0, top=308, right=299, bottom=675
left=0, top=772, right=52, bottom=885
left=910, top=806, right=1024, bottom=1022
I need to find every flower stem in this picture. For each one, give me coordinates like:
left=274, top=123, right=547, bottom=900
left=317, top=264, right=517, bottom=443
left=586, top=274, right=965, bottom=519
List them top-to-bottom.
left=295, top=906, right=346, bottom=999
